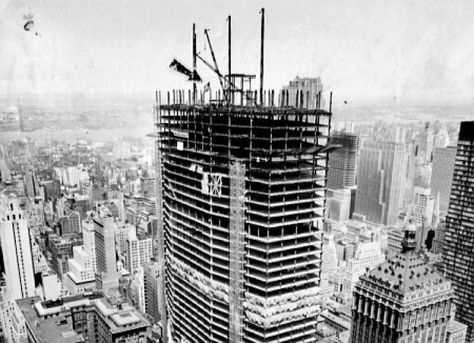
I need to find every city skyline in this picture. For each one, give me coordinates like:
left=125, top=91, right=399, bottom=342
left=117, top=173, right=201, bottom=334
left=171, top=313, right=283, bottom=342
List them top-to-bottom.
left=0, top=0, right=474, bottom=106
left=0, top=2, right=473, bottom=342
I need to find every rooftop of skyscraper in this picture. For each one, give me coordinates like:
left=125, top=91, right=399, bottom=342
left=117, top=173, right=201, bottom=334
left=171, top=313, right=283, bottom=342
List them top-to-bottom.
left=358, top=222, right=453, bottom=302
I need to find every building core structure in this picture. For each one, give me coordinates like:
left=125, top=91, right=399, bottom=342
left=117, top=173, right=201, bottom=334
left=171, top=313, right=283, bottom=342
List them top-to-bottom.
left=155, top=28, right=335, bottom=341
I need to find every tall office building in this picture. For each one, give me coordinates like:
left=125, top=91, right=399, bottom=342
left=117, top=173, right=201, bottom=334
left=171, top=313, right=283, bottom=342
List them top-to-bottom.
left=282, top=76, right=323, bottom=109
left=156, top=78, right=332, bottom=342
left=440, top=121, right=474, bottom=342
left=418, top=122, right=434, bottom=163
left=326, top=131, right=359, bottom=191
left=353, top=141, right=407, bottom=226
left=430, top=146, right=457, bottom=215
left=0, top=160, right=11, bottom=184
left=23, top=170, right=41, bottom=198
left=412, top=186, right=435, bottom=226
left=0, top=194, right=35, bottom=300
left=94, top=215, right=119, bottom=294
left=65, top=220, right=97, bottom=294
left=350, top=223, right=455, bottom=342
left=126, top=230, right=153, bottom=275
left=320, top=235, right=338, bottom=299
left=342, top=240, right=385, bottom=295
left=143, top=260, right=160, bottom=323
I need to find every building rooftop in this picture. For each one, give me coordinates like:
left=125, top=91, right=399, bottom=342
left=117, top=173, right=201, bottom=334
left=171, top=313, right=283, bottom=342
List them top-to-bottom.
left=358, top=220, right=453, bottom=303
left=362, top=250, right=449, bottom=296
left=367, top=251, right=444, bottom=290
left=35, top=291, right=103, bottom=316
left=17, top=297, right=85, bottom=343
left=95, top=298, right=150, bottom=334
left=448, top=319, right=468, bottom=334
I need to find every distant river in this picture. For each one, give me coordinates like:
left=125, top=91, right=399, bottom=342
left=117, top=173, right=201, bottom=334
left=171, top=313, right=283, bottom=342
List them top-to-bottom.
left=0, top=126, right=154, bottom=144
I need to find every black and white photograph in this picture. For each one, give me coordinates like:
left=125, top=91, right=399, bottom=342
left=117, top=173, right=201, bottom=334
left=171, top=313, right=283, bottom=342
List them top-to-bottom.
left=0, top=1, right=473, bottom=342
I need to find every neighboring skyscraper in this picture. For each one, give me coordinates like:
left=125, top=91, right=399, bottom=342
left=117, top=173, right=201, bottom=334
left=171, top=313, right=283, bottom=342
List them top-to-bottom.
left=282, top=76, right=323, bottom=109
left=156, top=79, right=332, bottom=342
left=440, top=121, right=474, bottom=342
left=418, top=122, right=434, bottom=162
left=326, top=131, right=359, bottom=191
left=353, top=141, right=407, bottom=226
left=430, top=146, right=457, bottom=215
left=0, top=160, right=11, bottom=184
left=23, top=170, right=41, bottom=198
left=412, top=186, right=435, bottom=226
left=328, top=187, right=356, bottom=222
left=0, top=194, right=35, bottom=300
left=58, top=210, right=82, bottom=235
left=94, top=215, right=119, bottom=294
left=64, top=220, right=97, bottom=294
left=350, top=223, right=455, bottom=342
left=126, top=230, right=153, bottom=275
left=320, top=235, right=338, bottom=299
left=341, top=240, right=385, bottom=294
left=143, top=260, right=160, bottom=324
left=129, top=266, right=145, bottom=313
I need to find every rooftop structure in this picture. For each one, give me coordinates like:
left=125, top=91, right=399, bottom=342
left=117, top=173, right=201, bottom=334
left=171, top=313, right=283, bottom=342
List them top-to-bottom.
left=350, top=223, right=455, bottom=342
left=17, top=296, right=90, bottom=343
left=91, top=297, right=150, bottom=341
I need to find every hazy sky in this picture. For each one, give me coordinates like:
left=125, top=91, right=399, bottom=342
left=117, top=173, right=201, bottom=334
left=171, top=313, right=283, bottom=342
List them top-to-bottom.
left=0, top=0, right=473, bottom=106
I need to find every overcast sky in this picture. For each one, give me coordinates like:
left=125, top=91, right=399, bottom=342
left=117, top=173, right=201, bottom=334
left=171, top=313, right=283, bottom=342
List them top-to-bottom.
left=0, top=0, right=473, bottom=106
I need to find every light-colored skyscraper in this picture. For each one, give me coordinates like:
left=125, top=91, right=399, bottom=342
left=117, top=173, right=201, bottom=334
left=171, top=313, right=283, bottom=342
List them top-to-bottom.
left=282, top=76, right=323, bottom=109
left=418, top=122, right=434, bottom=163
left=327, top=131, right=359, bottom=191
left=353, top=141, right=407, bottom=226
left=430, top=146, right=457, bottom=215
left=0, top=160, right=11, bottom=184
left=412, top=186, right=435, bottom=226
left=0, top=194, right=35, bottom=300
left=94, top=215, right=119, bottom=294
left=65, top=220, right=97, bottom=294
left=126, top=231, right=153, bottom=275
left=320, top=235, right=338, bottom=299
left=342, top=240, right=385, bottom=294
left=129, top=266, right=145, bottom=313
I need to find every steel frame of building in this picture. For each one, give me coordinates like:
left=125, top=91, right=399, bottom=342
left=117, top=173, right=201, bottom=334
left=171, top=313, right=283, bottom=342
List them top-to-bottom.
left=154, top=88, right=333, bottom=343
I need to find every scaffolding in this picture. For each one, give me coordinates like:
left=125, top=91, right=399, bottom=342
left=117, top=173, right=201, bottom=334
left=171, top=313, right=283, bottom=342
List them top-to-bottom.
left=229, top=159, right=246, bottom=343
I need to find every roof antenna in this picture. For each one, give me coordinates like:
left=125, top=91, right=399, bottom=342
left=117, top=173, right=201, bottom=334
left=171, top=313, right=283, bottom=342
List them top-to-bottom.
left=259, top=8, right=265, bottom=106
left=227, top=15, right=232, bottom=105
left=193, top=23, right=197, bottom=104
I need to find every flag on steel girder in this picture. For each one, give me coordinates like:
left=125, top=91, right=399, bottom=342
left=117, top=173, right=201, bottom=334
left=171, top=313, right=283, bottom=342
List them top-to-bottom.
left=169, top=59, right=202, bottom=82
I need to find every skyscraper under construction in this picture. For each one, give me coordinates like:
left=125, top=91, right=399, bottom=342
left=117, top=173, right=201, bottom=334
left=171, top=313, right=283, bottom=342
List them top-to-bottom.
left=154, top=12, right=334, bottom=343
